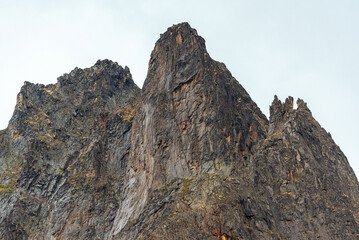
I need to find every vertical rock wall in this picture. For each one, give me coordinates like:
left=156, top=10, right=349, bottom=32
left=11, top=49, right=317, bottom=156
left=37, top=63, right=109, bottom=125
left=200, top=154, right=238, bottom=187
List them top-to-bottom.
left=0, top=23, right=358, bottom=240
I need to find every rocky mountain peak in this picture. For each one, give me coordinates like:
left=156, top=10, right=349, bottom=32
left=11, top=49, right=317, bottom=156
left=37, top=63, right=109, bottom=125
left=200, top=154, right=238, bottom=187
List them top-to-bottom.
left=143, top=22, right=209, bottom=93
left=155, top=22, right=205, bottom=53
left=1, top=23, right=359, bottom=240
left=111, top=23, right=270, bottom=237
left=55, top=59, right=138, bottom=111
left=58, top=59, right=133, bottom=90
left=268, top=95, right=313, bottom=136
left=270, top=95, right=311, bottom=119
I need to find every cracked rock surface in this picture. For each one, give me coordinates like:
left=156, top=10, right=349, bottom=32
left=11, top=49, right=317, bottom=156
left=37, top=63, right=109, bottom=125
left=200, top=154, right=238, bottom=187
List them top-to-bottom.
left=1, top=23, right=358, bottom=240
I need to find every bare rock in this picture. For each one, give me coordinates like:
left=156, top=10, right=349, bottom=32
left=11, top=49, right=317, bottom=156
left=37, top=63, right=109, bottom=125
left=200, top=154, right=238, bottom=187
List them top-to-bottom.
left=0, top=23, right=358, bottom=240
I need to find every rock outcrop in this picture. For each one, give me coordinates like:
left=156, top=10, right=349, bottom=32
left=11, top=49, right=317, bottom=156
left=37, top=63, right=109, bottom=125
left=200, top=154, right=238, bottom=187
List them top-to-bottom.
left=1, top=23, right=358, bottom=239
left=0, top=60, right=140, bottom=239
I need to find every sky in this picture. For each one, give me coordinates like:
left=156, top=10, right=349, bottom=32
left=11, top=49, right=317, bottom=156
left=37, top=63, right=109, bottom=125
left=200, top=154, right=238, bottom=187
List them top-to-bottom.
left=0, top=0, right=358, bottom=176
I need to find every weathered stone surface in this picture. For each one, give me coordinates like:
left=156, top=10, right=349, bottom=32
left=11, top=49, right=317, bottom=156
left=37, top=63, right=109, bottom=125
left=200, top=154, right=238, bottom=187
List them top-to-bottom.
left=1, top=22, right=358, bottom=240
left=110, top=23, right=268, bottom=237
left=0, top=60, right=140, bottom=239
left=118, top=95, right=359, bottom=239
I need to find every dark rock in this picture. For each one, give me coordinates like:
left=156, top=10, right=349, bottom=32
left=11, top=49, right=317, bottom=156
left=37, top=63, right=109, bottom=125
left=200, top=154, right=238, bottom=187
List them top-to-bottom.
left=0, top=22, right=358, bottom=240
left=0, top=59, right=140, bottom=239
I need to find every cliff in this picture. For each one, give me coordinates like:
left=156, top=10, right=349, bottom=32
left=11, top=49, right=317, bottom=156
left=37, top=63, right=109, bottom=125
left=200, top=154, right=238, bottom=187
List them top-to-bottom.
left=0, top=23, right=358, bottom=240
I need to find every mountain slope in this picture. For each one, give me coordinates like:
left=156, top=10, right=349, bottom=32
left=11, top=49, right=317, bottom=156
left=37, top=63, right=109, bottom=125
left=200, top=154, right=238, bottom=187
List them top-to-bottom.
left=0, top=23, right=358, bottom=240
left=110, top=23, right=269, bottom=237
left=116, top=24, right=359, bottom=240
left=0, top=60, right=140, bottom=239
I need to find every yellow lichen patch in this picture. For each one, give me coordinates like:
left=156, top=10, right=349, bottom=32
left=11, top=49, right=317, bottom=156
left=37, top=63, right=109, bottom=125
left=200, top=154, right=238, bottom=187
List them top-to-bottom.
left=54, top=85, right=60, bottom=93
left=40, top=87, right=63, bottom=101
left=40, top=88, right=54, bottom=96
left=26, top=99, right=34, bottom=107
left=114, top=104, right=137, bottom=122
left=25, top=109, right=54, bottom=143
left=38, top=109, right=50, bottom=118
left=254, top=113, right=268, bottom=129
left=270, top=131, right=280, bottom=139
left=12, top=132, right=22, bottom=140
left=0, top=156, right=22, bottom=198
left=56, top=168, right=64, bottom=176
left=226, top=177, right=235, bottom=181
left=293, top=177, right=301, bottom=182
left=0, top=187, right=12, bottom=194
left=280, top=191, right=295, bottom=195
left=218, top=194, right=225, bottom=200
left=199, top=204, right=206, bottom=209
left=350, top=210, right=359, bottom=225
left=245, top=226, right=254, bottom=230
left=269, top=230, right=276, bottom=235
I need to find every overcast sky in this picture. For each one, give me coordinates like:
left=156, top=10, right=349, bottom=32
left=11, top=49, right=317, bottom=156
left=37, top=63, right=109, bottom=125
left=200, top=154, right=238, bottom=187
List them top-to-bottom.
left=1, top=0, right=358, bottom=176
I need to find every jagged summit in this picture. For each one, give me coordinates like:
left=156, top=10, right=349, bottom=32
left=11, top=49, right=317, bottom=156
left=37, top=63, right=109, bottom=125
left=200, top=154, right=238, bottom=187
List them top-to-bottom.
left=143, top=22, right=209, bottom=93
left=156, top=22, right=206, bottom=51
left=1, top=23, right=359, bottom=240
left=94, top=58, right=121, bottom=66
left=17, top=59, right=134, bottom=98
left=58, top=59, right=133, bottom=86
left=268, top=95, right=312, bottom=135
left=270, top=95, right=310, bottom=116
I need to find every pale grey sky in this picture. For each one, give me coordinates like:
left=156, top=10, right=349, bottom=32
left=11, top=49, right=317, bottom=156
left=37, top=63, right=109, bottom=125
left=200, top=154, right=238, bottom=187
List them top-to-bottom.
left=1, top=0, right=358, bottom=176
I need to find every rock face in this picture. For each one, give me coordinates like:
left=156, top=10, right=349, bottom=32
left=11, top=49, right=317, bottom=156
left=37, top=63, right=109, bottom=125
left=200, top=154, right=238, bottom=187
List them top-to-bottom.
left=1, top=23, right=359, bottom=239
left=0, top=60, right=140, bottom=239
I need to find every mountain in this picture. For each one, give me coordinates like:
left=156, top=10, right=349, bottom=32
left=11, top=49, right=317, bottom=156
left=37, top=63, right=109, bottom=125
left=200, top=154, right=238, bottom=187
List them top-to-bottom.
left=0, top=22, right=358, bottom=240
